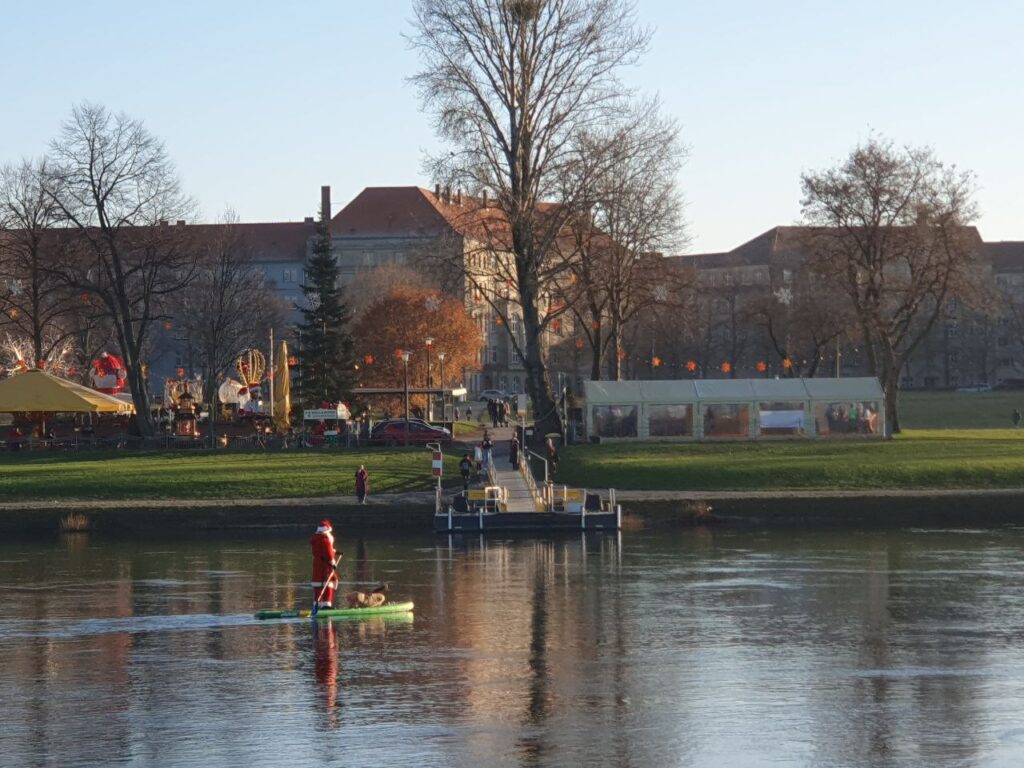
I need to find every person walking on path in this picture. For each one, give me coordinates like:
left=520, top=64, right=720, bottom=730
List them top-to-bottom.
left=1014, top=409, right=1021, bottom=428
left=481, top=431, right=493, bottom=471
left=509, top=434, right=520, bottom=471
left=546, top=437, right=560, bottom=478
left=459, top=453, right=474, bottom=491
left=355, top=464, right=369, bottom=504
left=311, top=520, right=342, bottom=611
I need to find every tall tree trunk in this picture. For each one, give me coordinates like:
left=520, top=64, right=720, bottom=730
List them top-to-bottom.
left=518, top=266, right=560, bottom=444
left=590, top=317, right=602, bottom=381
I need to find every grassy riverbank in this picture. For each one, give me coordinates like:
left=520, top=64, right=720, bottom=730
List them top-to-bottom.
left=899, top=391, right=1024, bottom=429
left=5, top=425, right=1024, bottom=502
left=555, top=429, right=1024, bottom=491
left=0, top=448, right=457, bottom=501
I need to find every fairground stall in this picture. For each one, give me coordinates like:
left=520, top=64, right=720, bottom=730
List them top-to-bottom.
left=583, top=377, right=885, bottom=441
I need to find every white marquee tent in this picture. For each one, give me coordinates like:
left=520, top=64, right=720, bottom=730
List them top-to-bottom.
left=583, top=377, right=885, bottom=441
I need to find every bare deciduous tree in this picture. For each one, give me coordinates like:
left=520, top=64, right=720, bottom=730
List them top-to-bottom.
left=410, top=0, right=651, bottom=436
left=558, top=99, right=689, bottom=379
left=44, top=103, right=197, bottom=435
left=801, top=136, right=981, bottom=434
left=0, top=158, right=79, bottom=366
left=175, top=213, right=286, bottom=430
left=744, top=265, right=855, bottom=377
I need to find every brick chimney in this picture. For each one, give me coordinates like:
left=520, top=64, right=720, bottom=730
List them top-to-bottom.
left=434, top=183, right=441, bottom=198
left=321, top=185, right=331, bottom=223
left=455, top=188, right=462, bottom=205
left=482, top=189, right=488, bottom=207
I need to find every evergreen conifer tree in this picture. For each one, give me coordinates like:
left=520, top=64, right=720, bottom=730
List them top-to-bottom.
left=296, top=211, right=356, bottom=408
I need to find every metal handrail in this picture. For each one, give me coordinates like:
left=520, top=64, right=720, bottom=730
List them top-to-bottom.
left=522, top=449, right=549, bottom=511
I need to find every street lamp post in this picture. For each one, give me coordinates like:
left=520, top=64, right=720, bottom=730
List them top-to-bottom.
left=424, top=337, right=434, bottom=421
left=401, top=350, right=410, bottom=446
left=437, top=351, right=446, bottom=422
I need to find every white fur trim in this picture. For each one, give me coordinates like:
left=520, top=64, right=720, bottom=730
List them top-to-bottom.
left=316, top=525, right=331, bottom=533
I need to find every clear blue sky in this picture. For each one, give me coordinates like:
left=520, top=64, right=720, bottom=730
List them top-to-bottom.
left=3, top=0, right=1021, bottom=253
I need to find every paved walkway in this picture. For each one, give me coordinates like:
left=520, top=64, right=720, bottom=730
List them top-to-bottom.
left=477, top=426, right=540, bottom=512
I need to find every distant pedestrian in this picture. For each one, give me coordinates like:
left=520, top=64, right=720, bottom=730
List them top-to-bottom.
left=454, top=406, right=461, bottom=422
left=1014, top=409, right=1021, bottom=429
left=481, top=431, right=493, bottom=470
left=509, top=435, right=520, bottom=471
left=546, top=437, right=559, bottom=478
left=459, top=453, right=474, bottom=491
left=355, top=464, right=369, bottom=504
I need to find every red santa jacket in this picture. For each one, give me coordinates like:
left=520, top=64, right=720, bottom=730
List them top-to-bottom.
left=310, top=529, right=337, bottom=584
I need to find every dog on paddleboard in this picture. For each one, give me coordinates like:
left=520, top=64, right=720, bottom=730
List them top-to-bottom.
left=344, top=583, right=388, bottom=609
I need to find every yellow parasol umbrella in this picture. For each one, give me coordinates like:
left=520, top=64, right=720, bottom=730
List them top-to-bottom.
left=272, top=340, right=291, bottom=434
left=0, top=369, right=134, bottom=413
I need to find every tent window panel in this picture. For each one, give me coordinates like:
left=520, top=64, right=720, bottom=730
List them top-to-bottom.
left=758, top=401, right=805, bottom=436
left=815, top=401, right=880, bottom=436
left=649, top=404, right=692, bottom=437
left=703, top=404, right=749, bottom=438
left=592, top=405, right=638, bottom=438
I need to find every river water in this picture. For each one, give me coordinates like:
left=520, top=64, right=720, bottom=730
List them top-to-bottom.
left=3, top=526, right=1024, bottom=767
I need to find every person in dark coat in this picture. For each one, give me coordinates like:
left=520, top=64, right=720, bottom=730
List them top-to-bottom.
left=481, top=432, right=493, bottom=470
left=509, top=435, right=520, bottom=470
left=459, top=453, right=474, bottom=490
left=355, top=464, right=369, bottom=504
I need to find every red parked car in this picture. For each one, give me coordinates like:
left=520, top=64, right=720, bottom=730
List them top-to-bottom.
left=372, top=420, right=451, bottom=446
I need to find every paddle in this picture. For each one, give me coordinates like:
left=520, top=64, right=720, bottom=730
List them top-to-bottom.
left=311, top=554, right=342, bottom=617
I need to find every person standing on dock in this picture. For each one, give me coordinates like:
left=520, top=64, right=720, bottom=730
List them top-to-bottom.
left=481, top=431, right=493, bottom=470
left=510, top=434, right=520, bottom=471
left=546, top=437, right=560, bottom=478
left=459, top=453, right=474, bottom=490
left=355, top=465, right=369, bottom=504
left=311, top=520, right=341, bottom=611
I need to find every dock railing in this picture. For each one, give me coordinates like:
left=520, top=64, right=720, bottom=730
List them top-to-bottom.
left=523, top=449, right=550, bottom=511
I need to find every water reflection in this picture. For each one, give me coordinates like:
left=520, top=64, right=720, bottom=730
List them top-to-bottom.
left=4, top=528, right=1024, bottom=766
left=312, top=620, right=340, bottom=729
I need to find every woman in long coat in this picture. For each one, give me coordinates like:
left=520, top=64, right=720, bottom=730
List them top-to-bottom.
left=355, top=464, right=369, bottom=504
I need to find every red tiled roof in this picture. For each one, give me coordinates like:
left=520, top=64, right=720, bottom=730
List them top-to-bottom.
left=330, top=186, right=564, bottom=251
left=330, top=187, right=453, bottom=238
left=181, top=221, right=314, bottom=262
left=680, top=225, right=986, bottom=267
left=984, top=241, right=1024, bottom=273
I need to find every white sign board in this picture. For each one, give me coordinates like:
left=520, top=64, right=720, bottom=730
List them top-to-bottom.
left=516, top=393, right=528, bottom=417
left=303, top=404, right=351, bottom=421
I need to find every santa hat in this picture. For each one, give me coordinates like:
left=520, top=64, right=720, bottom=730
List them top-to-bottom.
left=316, top=520, right=332, bottom=534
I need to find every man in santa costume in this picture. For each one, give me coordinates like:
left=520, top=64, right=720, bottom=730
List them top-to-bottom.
left=310, top=520, right=342, bottom=610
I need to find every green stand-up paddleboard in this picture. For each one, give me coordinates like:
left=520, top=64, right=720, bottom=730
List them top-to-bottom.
left=255, top=601, right=414, bottom=620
